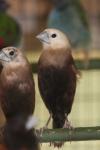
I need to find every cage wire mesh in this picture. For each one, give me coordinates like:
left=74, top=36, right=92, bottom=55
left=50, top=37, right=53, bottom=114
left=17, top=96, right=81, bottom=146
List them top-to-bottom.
left=1, top=0, right=100, bottom=150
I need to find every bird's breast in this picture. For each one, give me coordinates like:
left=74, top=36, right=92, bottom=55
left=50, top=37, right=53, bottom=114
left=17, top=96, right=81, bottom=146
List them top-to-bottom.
left=39, top=50, right=69, bottom=69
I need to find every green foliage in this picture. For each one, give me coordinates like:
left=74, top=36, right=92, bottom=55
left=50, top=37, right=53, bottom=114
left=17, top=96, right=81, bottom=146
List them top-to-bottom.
left=0, top=13, right=21, bottom=48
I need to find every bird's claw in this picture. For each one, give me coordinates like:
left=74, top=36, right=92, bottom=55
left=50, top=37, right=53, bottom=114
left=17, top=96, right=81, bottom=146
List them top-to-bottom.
left=63, top=119, right=74, bottom=144
left=63, top=120, right=73, bottom=130
left=39, top=126, right=48, bottom=137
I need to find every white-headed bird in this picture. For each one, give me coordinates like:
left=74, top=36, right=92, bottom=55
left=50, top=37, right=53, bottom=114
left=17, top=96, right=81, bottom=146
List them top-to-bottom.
left=37, top=28, right=79, bottom=147
left=0, top=47, right=39, bottom=150
left=0, top=47, right=35, bottom=119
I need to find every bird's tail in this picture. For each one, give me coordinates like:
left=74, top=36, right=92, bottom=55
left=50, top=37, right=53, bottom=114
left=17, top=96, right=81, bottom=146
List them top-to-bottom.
left=52, top=113, right=65, bottom=129
left=52, top=113, right=66, bottom=148
left=3, top=115, right=39, bottom=150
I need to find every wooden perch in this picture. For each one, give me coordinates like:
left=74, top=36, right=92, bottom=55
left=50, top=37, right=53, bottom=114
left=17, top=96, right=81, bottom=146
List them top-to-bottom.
left=0, top=126, right=100, bottom=143
left=37, top=126, right=100, bottom=143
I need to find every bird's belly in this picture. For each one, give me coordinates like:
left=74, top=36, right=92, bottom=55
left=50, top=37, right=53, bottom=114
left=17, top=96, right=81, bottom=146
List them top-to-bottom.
left=38, top=66, right=69, bottom=112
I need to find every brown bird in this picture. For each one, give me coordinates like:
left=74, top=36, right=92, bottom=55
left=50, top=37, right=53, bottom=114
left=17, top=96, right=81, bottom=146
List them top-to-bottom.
left=37, top=28, right=79, bottom=147
left=0, top=47, right=39, bottom=150
left=0, top=47, right=35, bottom=119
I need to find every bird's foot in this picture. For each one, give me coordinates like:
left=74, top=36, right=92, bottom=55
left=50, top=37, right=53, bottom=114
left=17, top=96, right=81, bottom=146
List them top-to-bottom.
left=39, top=114, right=52, bottom=137
left=63, top=119, right=74, bottom=143
left=63, top=120, right=73, bottom=130
left=38, top=126, right=48, bottom=137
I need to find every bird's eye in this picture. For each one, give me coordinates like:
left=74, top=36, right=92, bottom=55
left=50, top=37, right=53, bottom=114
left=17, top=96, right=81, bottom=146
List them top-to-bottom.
left=51, top=34, right=57, bottom=38
left=9, top=51, right=14, bottom=56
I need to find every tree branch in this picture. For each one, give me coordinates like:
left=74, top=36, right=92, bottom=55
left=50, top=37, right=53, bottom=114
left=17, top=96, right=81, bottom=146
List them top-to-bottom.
left=37, top=126, right=100, bottom=143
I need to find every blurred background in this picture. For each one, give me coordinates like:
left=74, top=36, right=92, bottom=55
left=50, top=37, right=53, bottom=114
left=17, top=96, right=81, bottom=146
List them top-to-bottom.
left=0, top=0, right=100, bottom=149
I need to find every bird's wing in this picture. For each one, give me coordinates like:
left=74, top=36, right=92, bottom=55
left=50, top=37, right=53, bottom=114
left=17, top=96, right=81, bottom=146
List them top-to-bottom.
left=63, top=54, right=78, bottom=114
left=0, top=80, right=35, bottom=119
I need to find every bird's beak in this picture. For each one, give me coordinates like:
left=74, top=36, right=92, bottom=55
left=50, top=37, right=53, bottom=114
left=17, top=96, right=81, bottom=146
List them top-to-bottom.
left=36, top=31, right=50, bottom=44
left=0, top=50, right=11, bottom=62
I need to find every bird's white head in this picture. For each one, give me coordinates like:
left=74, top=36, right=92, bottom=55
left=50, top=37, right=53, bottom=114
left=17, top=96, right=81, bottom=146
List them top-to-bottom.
left=36, top=28, right=71, bottom=50
left=0, top=47, right=26, bottom=67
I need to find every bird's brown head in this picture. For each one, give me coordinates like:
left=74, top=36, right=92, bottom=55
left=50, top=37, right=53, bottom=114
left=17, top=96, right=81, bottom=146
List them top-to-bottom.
left=36, top=28, right=71, bottom=50
left=0, top=47, right=26, bottom=68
